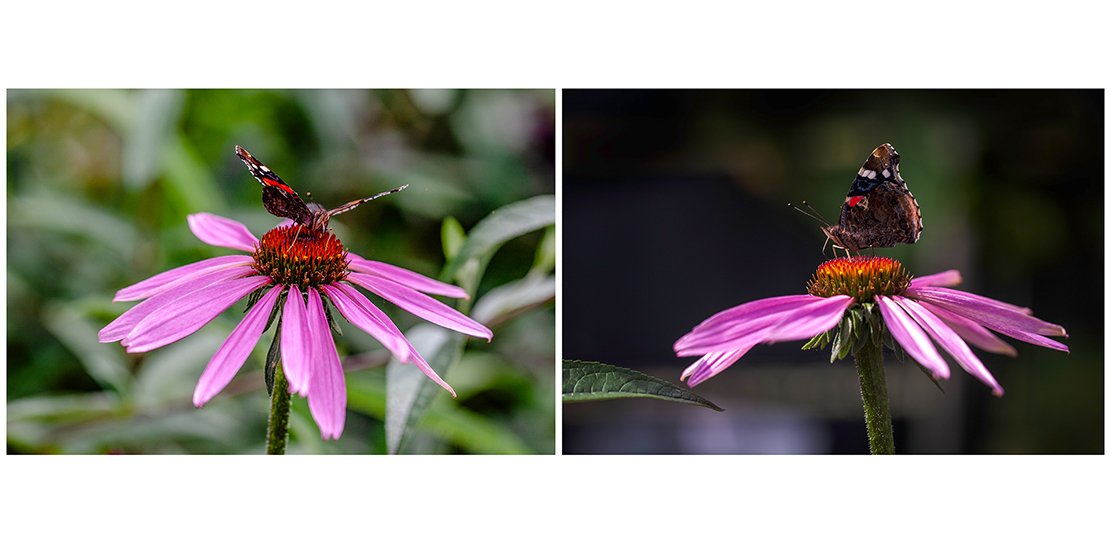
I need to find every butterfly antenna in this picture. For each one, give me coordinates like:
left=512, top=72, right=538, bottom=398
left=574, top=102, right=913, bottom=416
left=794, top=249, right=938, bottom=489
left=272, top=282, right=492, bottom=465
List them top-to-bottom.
left=363, top=184, right=408, bottom=202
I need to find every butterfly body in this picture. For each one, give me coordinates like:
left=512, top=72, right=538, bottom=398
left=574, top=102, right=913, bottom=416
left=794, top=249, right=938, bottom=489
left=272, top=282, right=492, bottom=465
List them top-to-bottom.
left=822, top=143, right=922, bottom=251
left=235, top=145, right=406, bottom=234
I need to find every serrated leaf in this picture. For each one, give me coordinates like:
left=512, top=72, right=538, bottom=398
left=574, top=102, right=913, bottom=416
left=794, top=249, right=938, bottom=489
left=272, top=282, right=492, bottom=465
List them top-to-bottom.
left=439, top=195, right=555, bottom=282
left=385, top=324, right=464, bottom=454
left=562, top=360, right=723, bottom=411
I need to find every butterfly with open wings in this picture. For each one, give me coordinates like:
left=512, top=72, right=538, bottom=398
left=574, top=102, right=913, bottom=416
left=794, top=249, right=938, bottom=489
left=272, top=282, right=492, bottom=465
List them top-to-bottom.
left=235, top=145, right=406, bottom=234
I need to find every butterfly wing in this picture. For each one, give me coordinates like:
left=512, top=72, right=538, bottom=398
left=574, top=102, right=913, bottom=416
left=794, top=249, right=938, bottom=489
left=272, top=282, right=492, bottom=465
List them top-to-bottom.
left=822, top=143, right=922, bottom=250
left=235, top=146, right=314, bottom=227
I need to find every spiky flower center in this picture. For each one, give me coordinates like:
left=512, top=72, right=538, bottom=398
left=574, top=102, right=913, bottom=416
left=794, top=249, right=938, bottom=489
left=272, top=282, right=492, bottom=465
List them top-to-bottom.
left=253, top=225, right=349, bottom=289
left=807, top=256, right=911, bottom=302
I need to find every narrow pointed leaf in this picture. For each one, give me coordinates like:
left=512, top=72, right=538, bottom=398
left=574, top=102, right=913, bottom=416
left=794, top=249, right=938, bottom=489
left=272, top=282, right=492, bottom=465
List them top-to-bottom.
left=385, top=324, right=464, bottom=455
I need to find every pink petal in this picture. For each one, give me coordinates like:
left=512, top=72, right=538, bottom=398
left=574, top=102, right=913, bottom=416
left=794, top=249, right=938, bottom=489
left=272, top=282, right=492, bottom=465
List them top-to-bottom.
left=187, top=213, right=259, bottom=252
left=347, top=254, right=469, bottom=299
left=113, top=255, right=254, bottom=302
left=100, top=265, right=259, bottom=343
left=910, top=270, right=962, bottom=288
left=347, top=272, right=492, bottom=340
left=122, top=276, right=271, bottom=353
left=322, top=283, right=412, bottom=362
left=323, top=283, right=457, bottom=397
left=193, top=285, right=283, bottom=407
left=280, top=285, right=312, bottom=396
left=910, top=287, right=1067, bottom=344
left=305, top=288, right=347, bottom=440
left=675, top=295, right=829, bottom=353
left=676, top=295, right=854, bottom=357
left=875, top=295, right=950, bottom=380
left=894, top=297, right=1004, bottom=396
left=917, top=301, right=1017, bottom=357
left=400, top=339, right=458, bottom=398
left=682, top=348, right=752, bottom=387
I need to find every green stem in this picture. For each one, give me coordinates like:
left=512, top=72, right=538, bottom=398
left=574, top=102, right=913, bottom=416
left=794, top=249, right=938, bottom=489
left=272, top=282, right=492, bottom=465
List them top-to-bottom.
left=854, top=339, right=895, bottom=454
left=266, top=365, right=291, bottom=455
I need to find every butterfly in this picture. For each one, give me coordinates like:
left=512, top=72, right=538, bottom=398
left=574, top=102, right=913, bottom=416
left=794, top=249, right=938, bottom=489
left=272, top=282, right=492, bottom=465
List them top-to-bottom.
left=821, top=143, right=922, bottom=252
left=235, top=145, right=406, bottom=234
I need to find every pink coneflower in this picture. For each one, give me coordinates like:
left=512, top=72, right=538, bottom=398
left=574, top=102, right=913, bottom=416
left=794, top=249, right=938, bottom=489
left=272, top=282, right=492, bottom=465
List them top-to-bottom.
left=99, top=212, right=492, bottom=441
left=674, top=256, right=1067, bottom=453
left=676, top=256, right=1067, bottom=393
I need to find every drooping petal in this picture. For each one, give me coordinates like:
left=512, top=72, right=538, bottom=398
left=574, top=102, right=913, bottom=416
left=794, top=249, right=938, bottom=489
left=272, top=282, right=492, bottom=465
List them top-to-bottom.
left=187, top=213, right=260, bottom=252
left=347, top=254, right=469, bottom=299
left=113, top=255, right=254, bottom=302
left=101, top=265, right=259, bottom=343
left=909, top=270, right=963, bottom=288
left=347, top=272, right=492, bottom=340
left=122, top=276, right=271, bottom=353
left=321, top=283, right=412, bottom=362
left=323, top=283, right=457, bottom=397
left=193, top=285, right=283, bottom=407
left=280, top=285, right=312, bottom=396
left=910, top=287, right=1067, bottom=349
left=305, top=288, right=346, bottom=440
left=675, top=295, right=829, bottom=353
left=676, top=295, right=854, bottom=357
left=875, top=295, right=950, bottom=380
left=894, top=296, right=1004, bottom=396
left=917, top=301, right=1017, bottom=357
left=400, top=339, right=458, bottom=398
left=682, top=348, right=752, bottom=387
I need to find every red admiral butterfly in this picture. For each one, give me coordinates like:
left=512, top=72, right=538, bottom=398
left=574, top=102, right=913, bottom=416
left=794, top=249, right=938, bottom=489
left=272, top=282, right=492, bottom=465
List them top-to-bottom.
left=821, top=143, right=922, bottom=251
left=235, top=145, right=407, bottom=234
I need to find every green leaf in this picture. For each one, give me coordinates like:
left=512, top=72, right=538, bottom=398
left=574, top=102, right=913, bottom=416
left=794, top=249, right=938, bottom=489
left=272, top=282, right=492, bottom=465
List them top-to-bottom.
left=122, top=89, right=185, bottom=191
left=439, top=195, right=555, bottom=284
left=441, top=216, right=466, bottom=260
left=469, top=273, right=555, bottom=328
left=41, top=301, right=131, bottom=393
left=265, top=320, right=281, bottom=396
left=385, top=324, right=464, bottom=454
left=562, top=360, right=723, bottom=411
left=347, top=374, right=533, bottom=454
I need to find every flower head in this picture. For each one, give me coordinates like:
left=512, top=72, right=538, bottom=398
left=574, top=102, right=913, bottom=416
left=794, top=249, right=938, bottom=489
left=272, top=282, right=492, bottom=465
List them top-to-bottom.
left=100, top=213, right=492, bottom=440
left=674, top=256, right=1067, bottom=396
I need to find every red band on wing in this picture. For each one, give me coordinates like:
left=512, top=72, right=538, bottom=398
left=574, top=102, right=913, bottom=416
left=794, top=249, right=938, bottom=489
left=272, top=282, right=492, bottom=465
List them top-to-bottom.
left=263, top=177, right=298, bottom=195
left=847, top=195, right=866, bottom=207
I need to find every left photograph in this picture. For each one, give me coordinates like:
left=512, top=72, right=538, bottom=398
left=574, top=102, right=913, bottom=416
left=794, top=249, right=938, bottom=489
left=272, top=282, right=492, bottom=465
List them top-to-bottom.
left=7, top=89, right=556, bottom=454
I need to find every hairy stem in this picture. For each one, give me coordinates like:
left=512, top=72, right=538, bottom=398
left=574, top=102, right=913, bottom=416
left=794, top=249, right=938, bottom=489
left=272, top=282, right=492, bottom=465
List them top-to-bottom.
left=854, top=340, right=895, bottom=454
left=266, top=365, right=291, bottom=455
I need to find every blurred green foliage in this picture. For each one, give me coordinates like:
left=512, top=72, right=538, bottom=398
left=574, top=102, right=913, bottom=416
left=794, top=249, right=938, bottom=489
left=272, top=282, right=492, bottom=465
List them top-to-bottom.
left=7, top=89, right=555, bottom=454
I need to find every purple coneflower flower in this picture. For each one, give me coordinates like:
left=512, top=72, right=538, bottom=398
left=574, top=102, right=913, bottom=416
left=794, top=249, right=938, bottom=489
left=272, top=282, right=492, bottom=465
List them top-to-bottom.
left=99, top=213, right=492, bottom=440
left=674, top=256, right=1067, bottom=397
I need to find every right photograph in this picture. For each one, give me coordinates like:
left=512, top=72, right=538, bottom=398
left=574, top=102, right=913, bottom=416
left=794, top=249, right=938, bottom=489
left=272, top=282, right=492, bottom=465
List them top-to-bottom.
left=562, top=89, right=1103, bottom=454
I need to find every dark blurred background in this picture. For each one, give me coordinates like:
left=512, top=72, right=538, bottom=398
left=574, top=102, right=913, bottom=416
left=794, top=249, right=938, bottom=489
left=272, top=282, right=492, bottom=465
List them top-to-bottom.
left=7, top=89, right=555, bottom=454
left=563, top=89, right=1102, bottom=454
